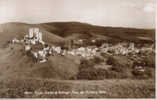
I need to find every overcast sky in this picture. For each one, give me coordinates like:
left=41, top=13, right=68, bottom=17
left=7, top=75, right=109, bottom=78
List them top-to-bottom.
left=0, top=0, right=155, bottom=28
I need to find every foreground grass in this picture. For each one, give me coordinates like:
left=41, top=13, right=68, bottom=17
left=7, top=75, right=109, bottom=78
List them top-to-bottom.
left=0, top=77, right=155, bottom=98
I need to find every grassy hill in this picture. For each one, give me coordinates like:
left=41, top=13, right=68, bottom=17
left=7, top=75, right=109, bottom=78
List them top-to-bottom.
left=0, top=22, right=155, bottom=47
left=40, top=22, right=155, bottom=43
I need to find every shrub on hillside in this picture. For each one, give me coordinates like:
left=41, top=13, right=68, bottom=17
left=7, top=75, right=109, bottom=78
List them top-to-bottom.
left=143, top=54, right=155, bottom=68
left=92, top=56, right=104, bottom=64
left=106, top=56, right=124, bottom=72
left=77, top=58, right=106, bottom=80
left=77, top=66, right=108, bottom=80
left=132, top=67, right=153, bottom=79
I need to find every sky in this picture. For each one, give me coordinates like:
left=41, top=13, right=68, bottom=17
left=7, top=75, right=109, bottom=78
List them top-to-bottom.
left=0, top=0, right=155, bottom=28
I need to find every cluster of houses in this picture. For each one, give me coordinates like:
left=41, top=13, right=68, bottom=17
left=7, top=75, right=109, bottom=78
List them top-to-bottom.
left=10, top=28, right=155, bottom=63
left=100, top=42, right=155, bottom=56
left=66, top=47, right=98, bottom=59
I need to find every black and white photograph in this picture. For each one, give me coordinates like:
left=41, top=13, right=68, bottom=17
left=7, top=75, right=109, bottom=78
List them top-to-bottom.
left=0, top=0, right=156, bottom=98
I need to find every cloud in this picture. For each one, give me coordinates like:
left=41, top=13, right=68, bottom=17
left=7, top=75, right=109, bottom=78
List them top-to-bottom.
left=0, top=0, right=155, bottom=28
left=121, top=1, right=144, bottom=8
left=121, top=2, right=136, bottom=8
left=144, top=3, right=155, bottom=13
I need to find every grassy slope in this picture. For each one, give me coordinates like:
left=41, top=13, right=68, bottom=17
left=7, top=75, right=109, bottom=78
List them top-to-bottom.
left=0, top=44, right=80, bottom=80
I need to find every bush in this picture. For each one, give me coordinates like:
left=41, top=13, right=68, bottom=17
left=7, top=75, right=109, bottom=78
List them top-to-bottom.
left=144, top=54, right=155, bottom=68
left=92, top=56, right=104, bottom=64
left=106, top=56, right=124, bottom=72
left=106, top=56, right=116, bottom=65
left=77, top=58, right=106, bottom=80
left=77, top=67, right=108, bottom=80
left=132, top=67, right=153, bottom=79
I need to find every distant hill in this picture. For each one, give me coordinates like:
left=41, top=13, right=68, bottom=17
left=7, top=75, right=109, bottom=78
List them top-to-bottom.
left=0, top=22, right=155, bottom=47
left=40, top=22, right=155, bottom=43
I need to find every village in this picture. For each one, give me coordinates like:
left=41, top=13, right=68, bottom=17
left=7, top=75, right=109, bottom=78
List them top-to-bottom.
left=10, top=28, right=155, bottom=64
